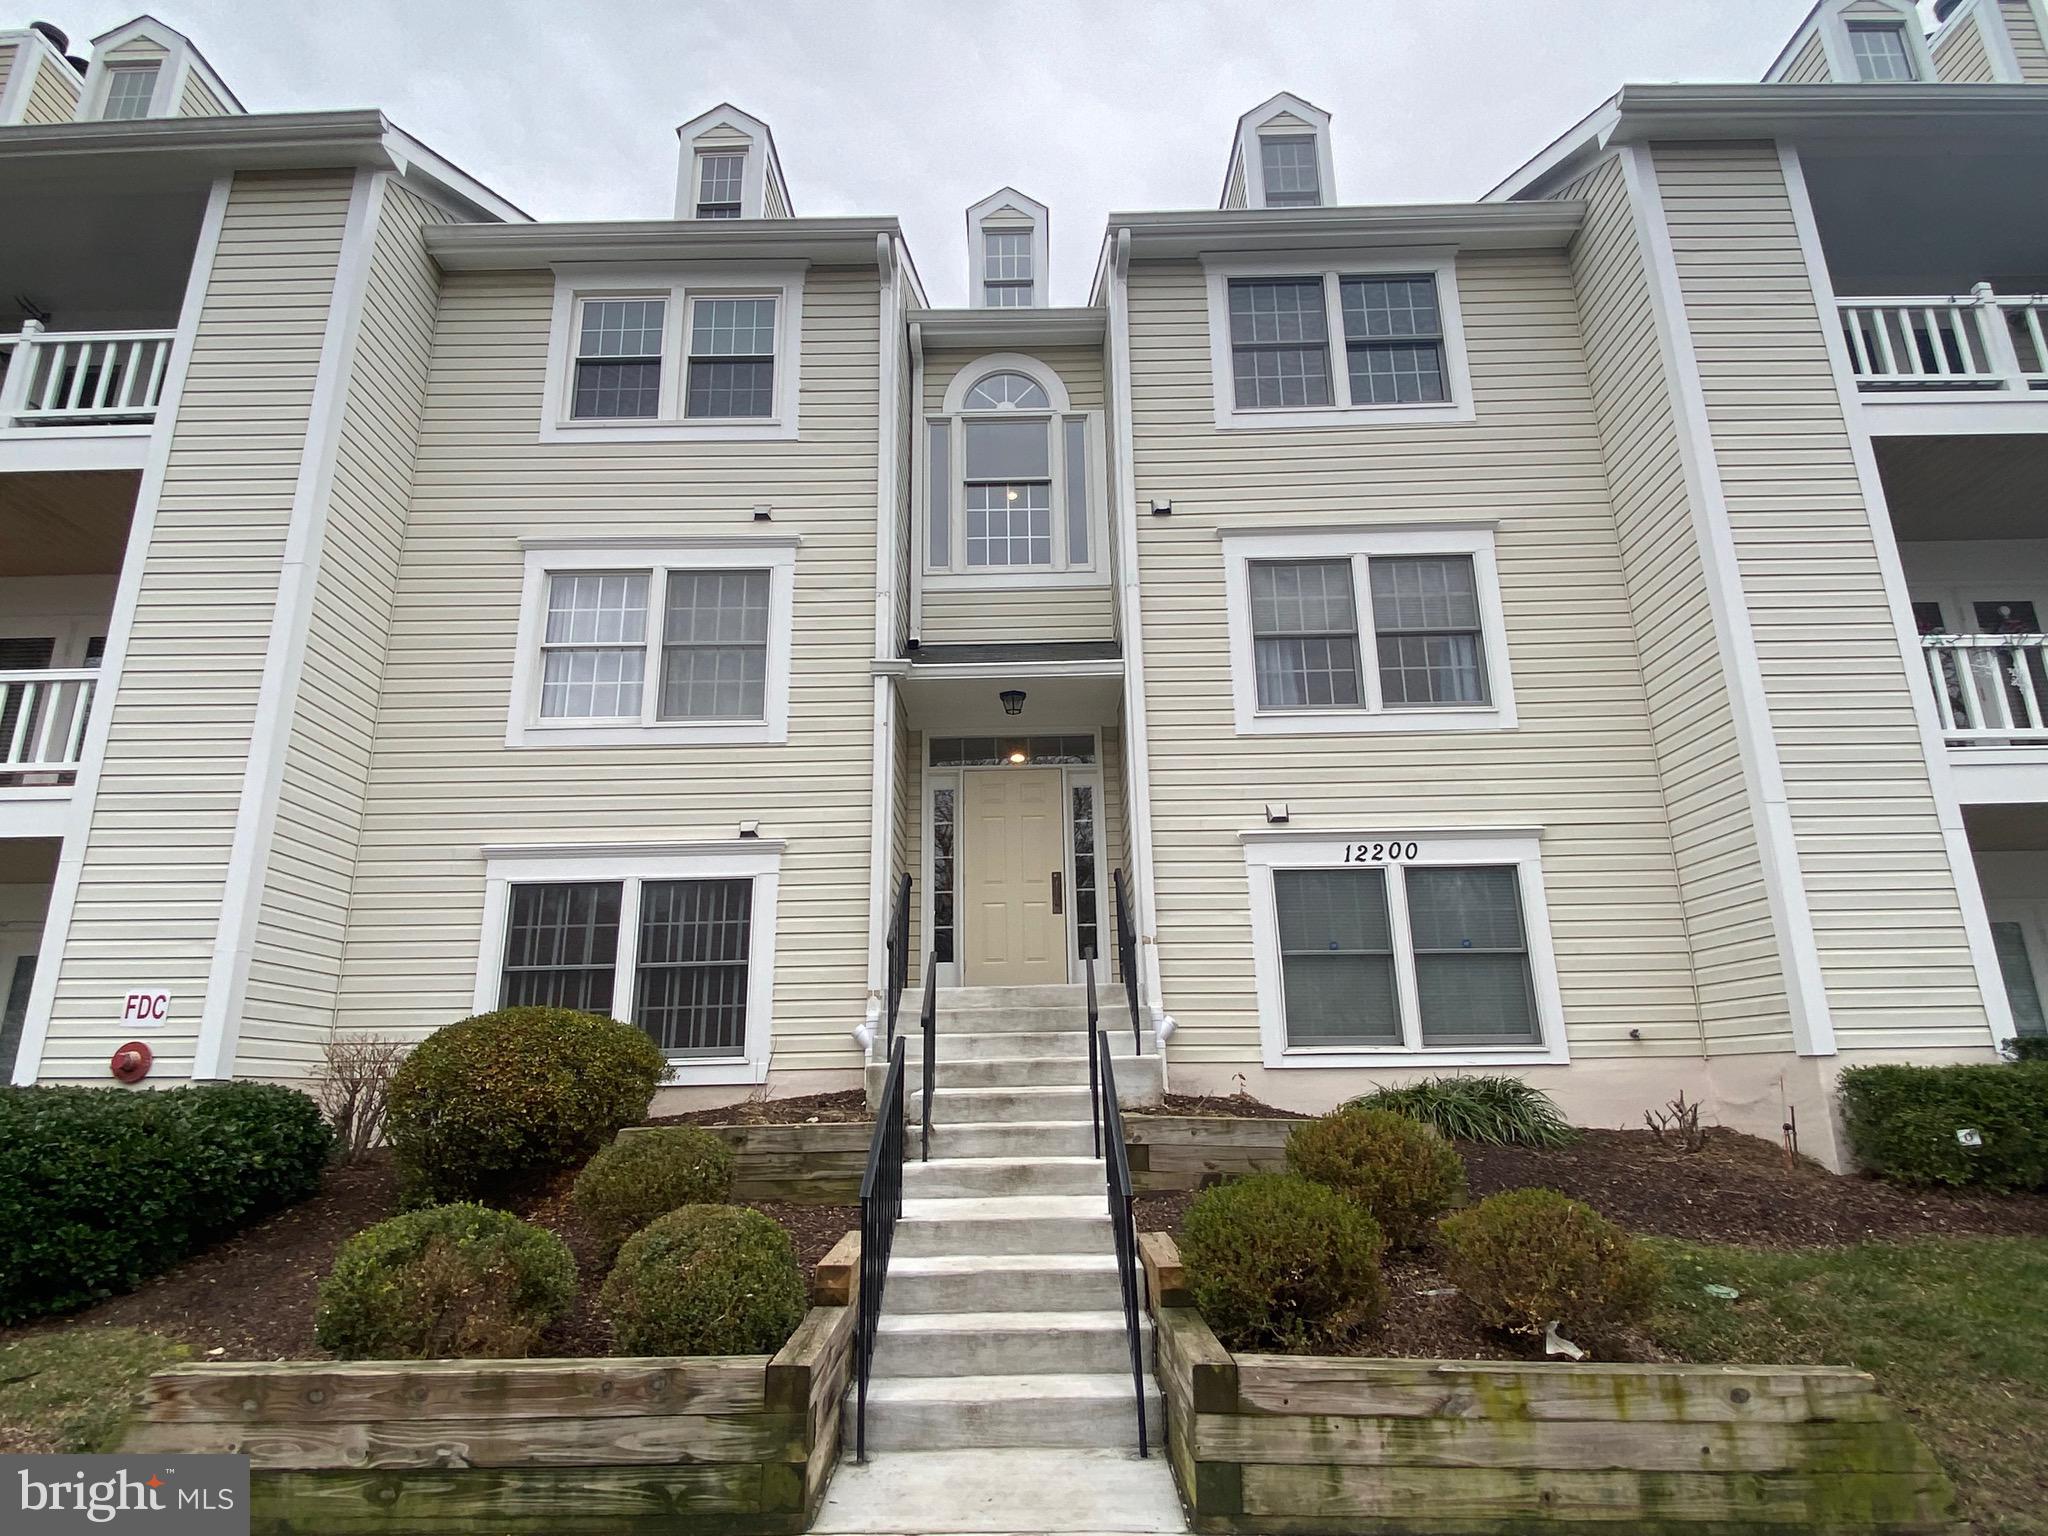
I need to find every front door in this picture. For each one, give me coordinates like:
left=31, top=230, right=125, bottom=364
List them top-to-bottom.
left=963, top=767, right=1066, bottom=986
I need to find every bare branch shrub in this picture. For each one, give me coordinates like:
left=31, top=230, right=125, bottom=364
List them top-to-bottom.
left=315, top=1033, right=405, bottom=1163
left=1644, top=1089, right=1708, bottom=1154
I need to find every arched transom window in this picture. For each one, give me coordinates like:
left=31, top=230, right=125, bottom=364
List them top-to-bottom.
left=927, top=356, right=1099, bottom=579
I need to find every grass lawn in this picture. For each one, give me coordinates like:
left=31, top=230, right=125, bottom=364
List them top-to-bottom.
left=1651, top=1236, right=2048, bottom=1536
left=0, top=1328, right=189, bottom=1455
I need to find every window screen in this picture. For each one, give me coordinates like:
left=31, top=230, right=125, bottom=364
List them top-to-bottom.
left=102, top=63, right=159, bottom=119
left=1259, top=135, right=1321, bottom=207
left=696, top=152, right=745, bottom=217
left=984, top=230, right=1033, bottom=306
left=1340, top=276, right=1446, bottom=404
left=1228, top=278, right=1332, bottom=410
left=686, top=297, right=777, bottom=418
left=572, top=299, right=665, bottom=420
left=963, top=418, right=1053, bottom=567
left=927, top=421, right=951, bottom=567
left=1371, top=555, right=1487, bottom=705
left=1249, top=560, right=1362, bottom=709
left=659, top=569, right=770, bottom=720
left=539, top=572, right=647, bottom=719
left=1406, top=866, right=1538, bottom=1045
left=1275, top=868, right=1401, bottom=1044
left=634, top=879, right=751, bottom=1055
left=500, top=882, right=621, bottom=1014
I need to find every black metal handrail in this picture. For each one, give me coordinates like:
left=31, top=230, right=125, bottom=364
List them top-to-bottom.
left=1112, top=869, right=1142, bottom=1055
left=884, top=871, right=911, bottom=1047
left=918, top=950, right=937, bottom=1164
left=1085, top=958, right=1102, bottom=1160
left=1092, top=1009, right=1149, bottom=1458
left=855, top=1035, right=907, bottom=1463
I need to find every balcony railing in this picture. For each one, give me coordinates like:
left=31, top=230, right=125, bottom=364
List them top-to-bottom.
left=1839, top=284, right=2048, bottom=393
left=0, top=322, right=176, bottom=428
left=1923, top=634, right=2048, bottom=745
left=0, top=669, right=97, bottom=781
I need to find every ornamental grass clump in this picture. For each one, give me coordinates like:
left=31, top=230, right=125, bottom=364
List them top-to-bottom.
left=385, top=1007, right=667, bottom=1205
left=1347, top=1074, right=1575, bottom=1148
left=1285, top=1107, right=1467, bottom=1251
left=571, top=1126, right=737, bottom=1260
left=1179, top=1173, right=1386, bottom=1353
left=1437, top=1188, right=1664, bottom=1350
left=601, top=1205, right=807, bottom=1357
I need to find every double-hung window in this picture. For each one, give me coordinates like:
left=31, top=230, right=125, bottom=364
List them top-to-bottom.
left=1847, top=21, right=1916, bottom=81
left=101, top=62, right=160, bottom=119
left=1259, top=135, right=1322, bottom=207
left=695, top=151, right=745, bottom=217
left=984, top=230, right=1034, bottom=306
left=1207, top=258, right=1470, bottom=428
left=686, top=297, right=778, bottom=419
left=572, top=299, right=665, bottom=421
left=1223, top=526, right=1513, bottom=735
left=511, top=541, right=796, bottom=746
left=1247, top=833, right=1564, bottom=1067
left=483, top=845, right=782, bottom=1082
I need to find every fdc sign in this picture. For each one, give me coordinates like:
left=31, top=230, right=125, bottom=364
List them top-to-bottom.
left=120, top=990, right=170, bottom=1027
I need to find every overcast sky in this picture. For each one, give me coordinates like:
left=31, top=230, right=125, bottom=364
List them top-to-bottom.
left=47, top=1, right=1860, bottom=304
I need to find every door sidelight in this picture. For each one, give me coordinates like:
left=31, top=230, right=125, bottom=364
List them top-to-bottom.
left=1051, top=871, right=1063, bottom=915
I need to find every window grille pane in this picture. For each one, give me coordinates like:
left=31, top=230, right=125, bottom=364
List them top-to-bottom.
left=1849, top=23, right=1915, bottom=81
left=102, top=64, right=159, bottom=119
left=1259, top=136, right=1321, bottom=207
left=697, top=152, right=745, bottom=212
left=985, top=230, right=1033, bottom=280
left=1340, top=276, right=1446, bottom=404
left=1340, top=278, right=1441, bottom=340
left=1229, top=279, right=1332, bottom=409
left=985, top=283, right=1033, bottom=306
left=572, top=298, right=665, bottom=420
left=686, top=298, right=777, bottom=418
left=580, top=299, right=667, bottom=358
left=686, top=360, right=775, bottom=418
left=963, top=372, right=1050, bottom=410
left=1064, top=417, right=1089, bottom=566
left=964, top=418, right=1051, bottom=479
left=928, top=422, right=951, bottom=566
left=965, top=483, right=1053, bottom=567
left=1370, top=556, right=1487, bottom=705
left=1249, top=560, right=1362, bottom=709
left=659, top=569, right=771, bottom=720
left=540, top=573, right=648, bottom=718
left=928, top=737, right=1096, bottom=766
left=1073, top=785, right=1098, bottom=961
left=932, top=787, right=956, bottom=965
left=1406, top=866, right=1538, bottom=1045
left=1275, top=869, right=1400, bottom=1044
left=634, top=879, right=751, bottom=1056
left=501, top=882, right=621, bottom=1014
left=1993, top=922, right=2047, bottom=1038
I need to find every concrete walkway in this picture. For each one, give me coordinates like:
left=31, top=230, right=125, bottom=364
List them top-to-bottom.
left=813, top=1448, right=1187, bottom=1535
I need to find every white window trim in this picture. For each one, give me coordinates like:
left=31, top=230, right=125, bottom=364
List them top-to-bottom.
left=1815, top=0, right=1936, bottom=81
left=1234, top=93, right=1336, bottom=211
left=692, top=146, right=749, bottom=218
left=966, top=188, right=1050, bottom=309
left=1203, top=251, right=1473, bottom=430
left=540, top=263, right=804, bottom=443
left=920, top=353, right=1108, bottom=589
left=1219, top=522, right=1515, bottom=736
left=507, top=537, right=799, bottom=747
left=1244, top=827, right=1568, bottom=1070
left=474, top=840, right=783, bottom=1086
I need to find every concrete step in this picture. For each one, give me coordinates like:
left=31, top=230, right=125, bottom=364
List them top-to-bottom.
left=940, top=984, right=1095, bottom=1011
left=939, top=1004, right=1132, bottom=1033
left=935, top=1029, right=1144, bottom=1061
left=917, top=1055, right=1094, bottom=1089
left=929, top=1086, right=1093, bottom=1124
left=926, top=1120, right=1099, bottom=1160
left=903, top=1155, right=1104, bottom=1199
left=895, top=1195, right=1108, bottom=1257
left=884, top=1253, right=1122, bottom=1314
left=870, top=1310, right=1151, bottom=1378
left=851, top=1372, right=1164, bottom=1452
left=811, top=1448, right=1187, bottom=1535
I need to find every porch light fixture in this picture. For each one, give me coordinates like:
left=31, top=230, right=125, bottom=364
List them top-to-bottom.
left=1000, top=689, right=1026, bottom=716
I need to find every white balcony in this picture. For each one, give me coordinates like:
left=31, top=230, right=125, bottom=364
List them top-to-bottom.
left=1840, top=287, right=2048, bottom=435
left=0, top=323, right=175, bottom=472
left=1920, top=634, right=2048, bottom=805
left=0, top=668, right=96, bottom=837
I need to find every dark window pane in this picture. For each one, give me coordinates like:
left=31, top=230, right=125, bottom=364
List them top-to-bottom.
left=1229, top=279, right=1332, bottom=409
left=573, top=359, right=661, bottom=420
left=686, top=359, right=776, bottom=419
left=1249, top=561, right=1362, bottom=710
left=1405, top=866, right=1538, bottom=1045
left=1274, top=869, right=1400, bottom=1045
left=634, top=879, right=751, bottom=1056
left=501, top=882, right=620, bottom=1014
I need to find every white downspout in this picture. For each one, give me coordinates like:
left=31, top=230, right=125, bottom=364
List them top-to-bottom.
left=857, top=233, right=902, bottom=1061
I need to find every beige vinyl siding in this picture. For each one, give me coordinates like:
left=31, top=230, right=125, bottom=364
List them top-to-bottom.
left=2005, top=0, right=2048, bottom=76
left=1932, top=9, right=1997, bottom=79
left=1779, top=31, right=1833, bottom=82
left=105, top=37, right=170, bottom=62
left=0, top=44, right=15, bottom=114
left=22, top=51, right=78, bottom=123
left=177, top=68, right=229, bottom=117
left=693, top=125, right=749, bottom=147
left=1654, top=140, right=1989, bottom=1052
left=1223, top=154, right=1247, bottom=211
left=1560, top=156, right=1792, bottom=1055
left=39, top=171, right=355, bottom=1081
left=765, top=174, right=790, bottom=219
left=238, top=179, right=451, bottom=1077
left=1125, top=250, right=1702, bottom=1067
left=332, top=266, right=882, bottom=1077
left=918, top=345, right=1114, bottom=644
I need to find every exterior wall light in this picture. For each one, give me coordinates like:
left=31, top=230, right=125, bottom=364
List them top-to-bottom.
left=1000, top=689, right=1026, bottom=716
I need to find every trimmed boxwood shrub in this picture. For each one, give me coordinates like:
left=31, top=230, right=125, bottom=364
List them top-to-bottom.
left=386, top=1008, right=668, bottom=1205
left=1839, top=1061, right=2048, bottom=1191
left=0, top=1082, right=333, bottom=1325
left=1286, top=1107, right=1466, bottom=1251
left=572, top=1127, right=736, bottom=1260
left=1179, top=1173, right=1386, bottom=1353
left=1438, top=1188, right=1664, bottom=1348
left=317, top=1204, right=576, bottom=1360
left=601, top=1205, right=807, bottom=1356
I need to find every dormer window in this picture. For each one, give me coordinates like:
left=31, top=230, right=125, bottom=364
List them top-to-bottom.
left=1848, top=20, right=1916, bottom=80
left=101, top=62, right=159, bottom=119
left=1259, top=136, right=1322, bottom=208
left=696, top=152, right=745, bottom=218
left=966, top=188, right=1049, bottom=309
left=983, top=232, right=1034, bottom=307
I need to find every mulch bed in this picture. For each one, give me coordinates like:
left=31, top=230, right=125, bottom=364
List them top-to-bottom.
left=647, top=1089, right=873, bottom=1127
left=1151, top=1091, right=1308, bottom=1120
left=5, top=1154, right=857, bottom=1363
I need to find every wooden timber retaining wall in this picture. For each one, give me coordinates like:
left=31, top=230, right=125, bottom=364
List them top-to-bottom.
left=1124, top=1115, right=1295, bottom=1192
left=620, top=1122, right=870, bottom=1204
left=1143, top=1240, right=1962, bottom=1536
left=121, top=1274, right=859, bottom=1534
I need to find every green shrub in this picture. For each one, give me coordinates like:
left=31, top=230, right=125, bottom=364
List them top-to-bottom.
left=386, top=1008, right=667, bottom=1205
left=2003, top=1036, right=2048, bottom=1065
left=1839, top=1062, right=2048, bottom=1191
left=1347, top=1074, right=1575, bottom=1147
left=0, top=1082, right=332, bottom=1326
left=1285, top=1108, right=1466, bottom=1251
left=571, top=1128, right=736, bottom=1259
left=1180, top=1173, right=1386, bottom=1353
left=1438, top=1188, right=1664, bottom=1347
left=315, top=1204, right=576, bottom=1360
left=600, top=1205, right=807, bottom=1356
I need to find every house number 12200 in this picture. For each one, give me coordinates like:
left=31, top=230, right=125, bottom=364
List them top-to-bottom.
left=1343, top=842, right=1419, bottom=863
